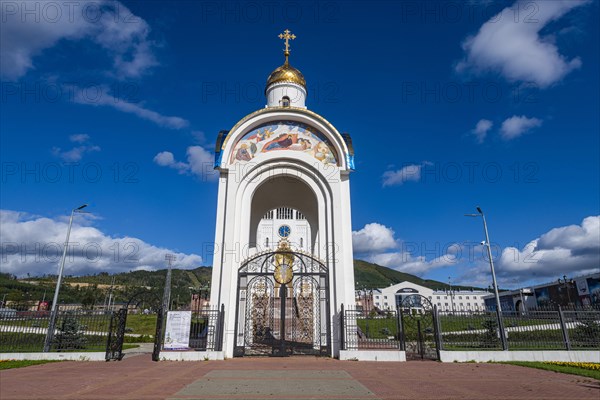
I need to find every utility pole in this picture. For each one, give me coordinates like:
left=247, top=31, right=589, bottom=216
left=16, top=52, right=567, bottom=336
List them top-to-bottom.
left=44, top=204, right=88, bottom=352
left=163, top=254, right=176, bottom=312
left=107, top=276, right=116, bottom=311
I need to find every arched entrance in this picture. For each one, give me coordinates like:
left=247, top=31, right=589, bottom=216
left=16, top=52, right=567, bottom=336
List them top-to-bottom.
left=209, top=33, right=357, bottom=359
left=233, top=242, right=330, bottom=357
left=105, top=290, right=162, bottom=362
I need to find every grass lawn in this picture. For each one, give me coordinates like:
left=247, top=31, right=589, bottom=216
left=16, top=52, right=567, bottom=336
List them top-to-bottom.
left=125, top=314, right=157, bottom=336
left=439, top=315, right=559, bottom=333
left=0, top=360, right=63, bottom=370
left=502, top=361, right=600, bottom=380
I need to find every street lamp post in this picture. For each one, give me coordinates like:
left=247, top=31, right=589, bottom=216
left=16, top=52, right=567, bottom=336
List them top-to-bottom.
left=44, top=204, right=88, bottom=352
left=465, top=206, right=507, bottom=350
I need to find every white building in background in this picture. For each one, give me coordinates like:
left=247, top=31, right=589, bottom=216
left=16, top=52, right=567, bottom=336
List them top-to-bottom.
left=256, top=208, right=311, bottom=252
left=369, top=282, right=490, bottom=312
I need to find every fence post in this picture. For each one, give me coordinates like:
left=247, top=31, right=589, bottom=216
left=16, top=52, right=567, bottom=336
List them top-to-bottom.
left=216, top=304, right=225, bottom=352
left=339, top=304, right=345, bottom=351
left=433, top=305, right=443, bottom=353
left=557, top=305, right=572, bottom=351
left=396, top=306, right=403, bottom=350
left=398, top=306, right=405, bottom=351
left=152, top=307, right=164, bottom=362
left=496, top=308, right=508, bottom=350
left=104, top=310, right=115, bottom=361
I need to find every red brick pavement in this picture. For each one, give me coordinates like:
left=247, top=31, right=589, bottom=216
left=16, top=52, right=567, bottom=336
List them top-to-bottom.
left=1, top=355, right=598, bottom=400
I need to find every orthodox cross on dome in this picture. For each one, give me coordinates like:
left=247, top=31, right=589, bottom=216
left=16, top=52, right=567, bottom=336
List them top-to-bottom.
left=278, top=29, right=296, bottom=63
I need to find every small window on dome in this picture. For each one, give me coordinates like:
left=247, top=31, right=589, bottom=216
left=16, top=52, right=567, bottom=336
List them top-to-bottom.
left=281, top=96, right=290, bottom=107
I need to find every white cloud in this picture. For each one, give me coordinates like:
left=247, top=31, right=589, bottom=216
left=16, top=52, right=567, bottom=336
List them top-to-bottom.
left=0, top=0, right=157, bottom=80
left=457, top=0, right=589, bottom=88
left=72, top=85, right=189, bottom=129
left=500, top=115, right=542, bottom=140
left=473, top=119, right=493, bottom=143
left=52, top=134, right=100, bottom=162
left=69, top=134, right=90, bottom=144
left=154, top=146, right=218, bottom=181
left=153, top=151, right=188, bottom=173
left=382, top=161, right=432, bottom=187
left=0, top=209, right=203, bottom=277
left=496, top=216, right=600, bottom=280
left=354, top=217, right=600, bottom=286
left=352, top=222, right=458, bottom=276
left=352, top=223, right=397, bottom=253
left=366, top=251, right=458, bottom=276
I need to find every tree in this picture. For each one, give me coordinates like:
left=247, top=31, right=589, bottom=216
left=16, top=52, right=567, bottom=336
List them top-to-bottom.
left=53, top=312, right=88, bottom=351
left=480, top=319, right=500, bottom=348
left=572, top=320, right=600, bottom=347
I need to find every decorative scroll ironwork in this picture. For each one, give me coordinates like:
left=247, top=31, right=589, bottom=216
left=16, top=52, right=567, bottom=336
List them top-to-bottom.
left=234, top=250, right=329, bottom=357
left=399, top=295, right=439, bottom=360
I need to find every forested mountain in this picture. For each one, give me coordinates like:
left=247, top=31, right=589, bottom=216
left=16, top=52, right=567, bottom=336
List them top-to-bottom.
left=1, top=261, right=480, bottom=308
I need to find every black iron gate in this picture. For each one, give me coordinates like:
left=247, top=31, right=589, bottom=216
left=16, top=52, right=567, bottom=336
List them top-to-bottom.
left=233, top=247, right=330, bottom=357
left=399, top=295, right=440, bottom=360
left=105, top=308, right=127, bottom=361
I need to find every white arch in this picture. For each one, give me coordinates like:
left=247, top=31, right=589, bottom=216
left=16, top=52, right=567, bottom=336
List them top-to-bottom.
left=210, top=107, right=355, bottom=359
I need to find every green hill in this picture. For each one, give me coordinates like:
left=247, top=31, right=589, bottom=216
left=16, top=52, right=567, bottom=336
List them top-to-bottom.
left=3, top=260, right=479, bottom=308
left=354, top=260, right=477, bottom=291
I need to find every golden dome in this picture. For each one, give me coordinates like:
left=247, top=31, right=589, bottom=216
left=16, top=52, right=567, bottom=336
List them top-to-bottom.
left=266, top=60, right=306, bottom=90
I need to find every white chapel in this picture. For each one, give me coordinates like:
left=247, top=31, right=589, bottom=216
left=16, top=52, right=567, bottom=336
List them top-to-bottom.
left=209, top=30, right=356, bottom=358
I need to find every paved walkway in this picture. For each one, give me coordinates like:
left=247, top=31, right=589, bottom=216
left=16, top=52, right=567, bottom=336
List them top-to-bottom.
left=1, top=355, right=598, bottom=400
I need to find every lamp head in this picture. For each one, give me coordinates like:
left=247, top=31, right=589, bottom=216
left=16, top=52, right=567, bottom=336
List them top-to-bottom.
left=476, top=206, right=483, bottom=214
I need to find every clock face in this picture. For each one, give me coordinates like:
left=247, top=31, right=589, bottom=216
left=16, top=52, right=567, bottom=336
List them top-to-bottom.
left=278, top=225, right=291, bottom=238
left=274, top=261, right=293, bottom=285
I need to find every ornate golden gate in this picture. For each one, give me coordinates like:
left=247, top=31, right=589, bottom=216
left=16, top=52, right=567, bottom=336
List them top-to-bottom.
left=233, top=241, right=330, bottom=357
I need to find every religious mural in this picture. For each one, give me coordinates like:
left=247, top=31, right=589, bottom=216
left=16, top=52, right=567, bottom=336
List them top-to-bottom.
left=230, top=121, right=338, bottom=165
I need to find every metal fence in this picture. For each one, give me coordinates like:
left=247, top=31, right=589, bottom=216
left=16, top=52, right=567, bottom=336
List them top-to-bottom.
left=155, top=304, right=225, bottom=354
left=340, top=304, right=600, bottom=352
left=188, top=305, right=224, bottom=351
left=341, top=306, right=401, bottom=350
left=437, top=306, right=600, bottom=351
left=0, top=307, right=113, bottom=353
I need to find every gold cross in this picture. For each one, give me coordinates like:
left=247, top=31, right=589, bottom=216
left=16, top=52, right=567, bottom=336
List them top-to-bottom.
left=278, top=29, right=296, bottom=56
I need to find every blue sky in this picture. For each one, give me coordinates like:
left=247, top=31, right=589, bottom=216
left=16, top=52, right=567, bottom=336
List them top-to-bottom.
left=1, top=0, right=598, bottom=289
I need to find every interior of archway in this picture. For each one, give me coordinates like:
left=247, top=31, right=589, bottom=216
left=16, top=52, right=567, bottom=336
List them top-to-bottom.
left=249, top=176, right=319, bottom=255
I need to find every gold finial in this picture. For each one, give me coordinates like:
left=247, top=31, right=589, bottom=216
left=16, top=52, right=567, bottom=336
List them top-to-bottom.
left=278, top=29, right=296, bottom=64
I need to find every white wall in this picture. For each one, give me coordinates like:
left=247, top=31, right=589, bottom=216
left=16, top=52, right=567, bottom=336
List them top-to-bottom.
left=266, top=82, right=306, bottom=108
left=439, top=350, right=600, bottom=363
